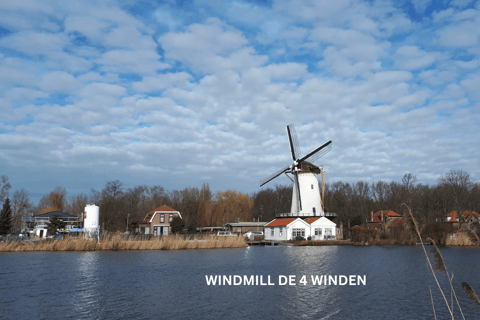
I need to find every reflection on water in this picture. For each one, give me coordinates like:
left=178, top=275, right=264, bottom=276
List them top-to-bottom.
left=1, top=246, right=480, bottom=319
left=72, top=252, right=100, bottom=318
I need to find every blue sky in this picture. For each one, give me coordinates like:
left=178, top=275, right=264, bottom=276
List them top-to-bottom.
left=0, top=0, right=479, bottom=202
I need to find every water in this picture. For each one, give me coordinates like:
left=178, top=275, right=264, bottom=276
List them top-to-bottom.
left=1, top=246, right=480, bottom=319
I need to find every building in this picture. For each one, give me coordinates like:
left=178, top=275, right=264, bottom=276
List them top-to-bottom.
left=136, top=205, right=182, bottom=236
left=367, top=210, right=403, bottom=232
left=23, top=211, right=81, bottom=238
left=435, top=211, right=480, bottom=231
left=443, top=211, right=480, bottom=223
left=264, top=216, right=337, bottom=241
left=304, top=217, right=337, bottom=240
left=264, top=218, right=310, bottom=241
left=225, top=222, right=267, bottom=234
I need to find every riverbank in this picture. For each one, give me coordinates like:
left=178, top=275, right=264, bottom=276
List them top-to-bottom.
left=0, top=235, right=248, bottom=252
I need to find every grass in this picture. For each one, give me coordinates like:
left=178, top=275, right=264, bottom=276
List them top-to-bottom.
left=445, top=232, right=476, bottom=246
left=0, top=234, right=247, bottom=252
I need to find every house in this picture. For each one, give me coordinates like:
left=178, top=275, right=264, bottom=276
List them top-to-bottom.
left=136, top=205, right=182, bottom=236
left=367, top=210, right=402, bottom=231
left=23, top=211, right=81, bottom=238
left=435, top=211, right=480, bottom=231
left=444, top=211, right=480, bottom=223
left=264, top=216, right=337, bottom=241
left=304, top=217, right=337, bottom=240
left=264, top=218, right=311, bottom=241
left=225, top=222, right=267, bottom=234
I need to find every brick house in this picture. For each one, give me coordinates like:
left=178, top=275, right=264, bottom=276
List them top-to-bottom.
left=136, top=205, right=182, bottom=236
left=367, top=210, right=403, bottom=232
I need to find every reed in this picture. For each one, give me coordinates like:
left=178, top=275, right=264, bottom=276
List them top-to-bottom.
left=402, top=204, right=456, bottom=319
left=445, top=232, right=476, bottom=246
left=0, top=235, right=247, bottom=252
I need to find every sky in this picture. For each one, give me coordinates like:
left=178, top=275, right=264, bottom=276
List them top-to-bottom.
left=0, top=0, right=479, bottom=203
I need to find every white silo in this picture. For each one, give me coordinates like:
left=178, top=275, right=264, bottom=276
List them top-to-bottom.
left=84, top=204, right=100, bottom=236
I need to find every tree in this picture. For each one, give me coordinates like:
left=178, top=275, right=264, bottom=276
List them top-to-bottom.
left=0, top=175, right=11, bottom=203
left=37, top=187, right=67, bottom=214
left=12, top=188, right=31, bottom=230
left=0, top=198, right=13, bottom=235
left=46, top=215, right=66, bottom=236
left=170, top=216, right=185, bottom=234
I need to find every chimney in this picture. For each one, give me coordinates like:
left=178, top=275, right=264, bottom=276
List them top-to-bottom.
left=370, top=211, right=373, bottom=222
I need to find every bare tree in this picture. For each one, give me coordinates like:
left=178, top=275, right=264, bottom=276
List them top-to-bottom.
left=0, top=175, right=11, bottom=203
left=11, top=188, right=31, bottom=230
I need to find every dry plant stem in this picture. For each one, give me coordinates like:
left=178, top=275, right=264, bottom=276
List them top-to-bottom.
left=402, top=204, right=454, bottom=319
left=430, top=241, right=465, bottom=320
left=430, top=286, right=437, bottom=320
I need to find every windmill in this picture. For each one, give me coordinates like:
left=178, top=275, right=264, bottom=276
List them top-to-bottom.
left=260, top=124, right=332, bottom=217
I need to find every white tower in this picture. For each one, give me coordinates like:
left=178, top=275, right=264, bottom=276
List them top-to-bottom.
left=260, top=124, right=332, bottom=217
left=291, top=170, right=323, bottom=216
left=84, top=204, right=100, bottom=237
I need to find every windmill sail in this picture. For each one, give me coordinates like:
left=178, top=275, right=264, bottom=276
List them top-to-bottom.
left=287, top=123, right=301, bottom=160
left=299, top=140, right=332, bottom=163
left=260, top=164, right=291, bottom=187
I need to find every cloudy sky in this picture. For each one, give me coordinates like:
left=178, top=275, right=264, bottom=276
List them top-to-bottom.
left=0, top=0, right=479, bottom=202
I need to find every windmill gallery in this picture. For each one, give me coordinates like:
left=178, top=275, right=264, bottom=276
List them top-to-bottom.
left=261, top=124, right=338, bottom=242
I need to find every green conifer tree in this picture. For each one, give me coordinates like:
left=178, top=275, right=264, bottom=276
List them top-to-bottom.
left=0, top=198, right=13, bottom=235
left=46, top=215, right=66, bottom=236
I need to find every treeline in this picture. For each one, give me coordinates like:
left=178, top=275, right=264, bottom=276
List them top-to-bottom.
left=1, top=170, right=479, bottom=233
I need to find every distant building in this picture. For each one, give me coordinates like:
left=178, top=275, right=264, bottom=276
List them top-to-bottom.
left=136, top=205, right=182, bottom=236
left=367, top=210, right=403, bottom=232
left=23, top=211, right=81, bottom=238
left=435, top=211, right=480, bottom=231
left=225, top=222, right=267, bottom=234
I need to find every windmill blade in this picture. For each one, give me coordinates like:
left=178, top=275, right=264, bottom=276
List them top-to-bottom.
left=286, top=123, right=301, bottom=160
left=299, top=140, right=332, bottom=164
left=260, top=164, right=291, bottom=187
left=294, top=171, right=302, bottom=212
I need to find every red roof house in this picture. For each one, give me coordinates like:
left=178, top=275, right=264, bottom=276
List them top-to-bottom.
left=137, top=205, right=182, bottom=236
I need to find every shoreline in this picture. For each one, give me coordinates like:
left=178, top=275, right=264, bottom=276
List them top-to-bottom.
left=0, top=235, right=248, bottom=252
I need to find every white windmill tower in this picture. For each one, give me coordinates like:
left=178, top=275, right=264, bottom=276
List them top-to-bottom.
left=260, top=124, right=332, bottom=217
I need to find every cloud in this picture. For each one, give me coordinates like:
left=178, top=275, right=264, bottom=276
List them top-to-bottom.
left=0, top=0, right=479, bottom=201
left=159, top=18, right=268, bottom=73
left=394, top=46, right=436, bottom=70
left=39, top=71, right=80, bottom=92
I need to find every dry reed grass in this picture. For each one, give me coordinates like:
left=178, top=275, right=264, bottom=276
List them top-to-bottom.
left=446, top=232, right=476, bottom=246
left=0, top=235, right=247, bottom=252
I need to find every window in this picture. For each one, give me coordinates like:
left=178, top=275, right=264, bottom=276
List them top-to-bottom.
left=311, top=184, right=314, bottom=189
left=313, top=207, right=316, bottom=215
left=160, top=214, right=164, bottom=223
left=169, top=214, right=173, bottom=222
left=237, top=227, right=241, bottom=233
left=271, top=228, right=274, bottom=236
left=279, top=228, right=283, bottom=236
left=292, top=228, right=305, bottom=237
left=315, top=228, right=322, bottom=236
left=338, top=230, right=341, bottom=235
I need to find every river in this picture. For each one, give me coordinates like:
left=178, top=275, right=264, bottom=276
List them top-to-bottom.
left=1, top=245, right=479, bottom=319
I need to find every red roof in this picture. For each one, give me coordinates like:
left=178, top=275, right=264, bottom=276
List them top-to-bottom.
left=142, top=205, right=177, bottom=223
left=371, top=210, right=401, bottom=223
left=445, top=211, right=479, bottom=222
left=303, top=217, right=320, bottom=224
left=265, top=218, right=297, bottom=227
